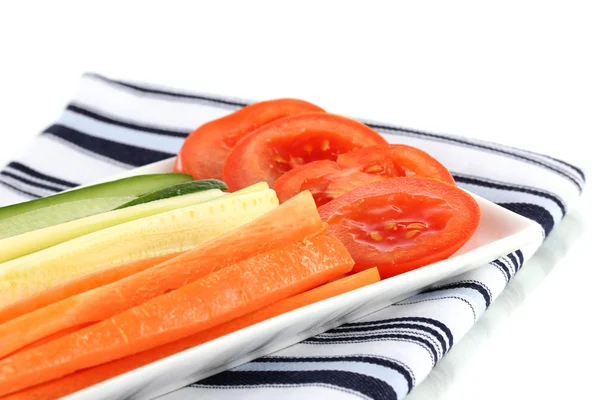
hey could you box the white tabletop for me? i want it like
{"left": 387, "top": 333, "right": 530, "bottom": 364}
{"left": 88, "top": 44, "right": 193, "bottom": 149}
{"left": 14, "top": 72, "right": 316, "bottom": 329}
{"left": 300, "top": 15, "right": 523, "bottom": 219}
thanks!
{"left": 0, "top": 2, "right": 597, "bottom": 399}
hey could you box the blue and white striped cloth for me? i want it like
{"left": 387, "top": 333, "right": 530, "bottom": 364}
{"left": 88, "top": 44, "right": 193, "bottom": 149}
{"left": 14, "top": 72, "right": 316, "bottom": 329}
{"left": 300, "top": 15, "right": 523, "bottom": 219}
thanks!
{"left": 0, "top": 73, "right": 584, "bottom": 400}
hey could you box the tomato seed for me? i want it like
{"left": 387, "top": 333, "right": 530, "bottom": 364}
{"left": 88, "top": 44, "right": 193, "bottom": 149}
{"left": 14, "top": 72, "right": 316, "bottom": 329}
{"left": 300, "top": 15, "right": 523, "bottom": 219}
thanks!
{"left": 406, "top": 223, "right": 426, "bottom": 230}
{"left": 384, "top": 222, "right": 397, "bottom": 231}
{"left": 405, "top": 230, "right": 419, "bottom": 239}
{"left": 369, "top": 232, "right": 384, "bottom": 241}
{"left": 321, "top": 140, "right": 330, "bottom": 151}
{"left": 365, "top": 165, "right": 384, "bottom": 173}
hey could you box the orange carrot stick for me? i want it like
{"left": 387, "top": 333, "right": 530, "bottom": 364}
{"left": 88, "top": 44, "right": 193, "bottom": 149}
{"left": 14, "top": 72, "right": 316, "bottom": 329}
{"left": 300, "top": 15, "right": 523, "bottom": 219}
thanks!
{"left": 2, "top": 268, "right": 379, "bottom": 400}
{"left": 0, "top": 252, "right": 180, "bottom": 325}
{"left": 0, "top": 235, "right": 354, "bottom": 396}
{"left": 0, "top": 191, "right": 325, "bottom": 358}
{"left": 186, "top": 267, "right": 380, "bottom": 343}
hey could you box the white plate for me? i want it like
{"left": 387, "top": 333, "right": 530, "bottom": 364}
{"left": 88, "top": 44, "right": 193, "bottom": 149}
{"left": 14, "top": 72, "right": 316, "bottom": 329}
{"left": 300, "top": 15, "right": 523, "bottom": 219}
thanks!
{"left": 64, "top": 157, "right": 543, "bottom": 400}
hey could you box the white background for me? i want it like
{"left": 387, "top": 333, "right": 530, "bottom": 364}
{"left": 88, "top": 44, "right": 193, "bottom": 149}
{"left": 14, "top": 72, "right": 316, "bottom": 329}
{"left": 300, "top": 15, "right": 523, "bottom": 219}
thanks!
{"left": 0, "top": 1, "right": 598, "bottom": 399}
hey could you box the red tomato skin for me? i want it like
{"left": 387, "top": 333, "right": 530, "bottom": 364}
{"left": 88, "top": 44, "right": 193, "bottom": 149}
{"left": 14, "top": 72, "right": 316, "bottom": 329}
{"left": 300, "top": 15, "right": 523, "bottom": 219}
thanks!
{"left": 174, "top": 99, "right": 324, "bottom": 180}
{"left": 223, "top": 113, "right": 388, "bottom": 191}
{"left": 273, "top": 144, "right": 455, "bottom": 206}
{"left": 318, "top": 177, "right": 480, "bottom": 279}
{"left": 337, "top": 144, "right": 455, "bottom": 185}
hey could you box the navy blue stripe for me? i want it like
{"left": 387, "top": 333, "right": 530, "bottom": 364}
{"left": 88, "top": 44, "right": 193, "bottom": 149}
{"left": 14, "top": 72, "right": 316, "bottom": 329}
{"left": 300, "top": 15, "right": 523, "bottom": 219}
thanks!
{"left": 421, "top": 281, "right": 491, "bottom": 308}
{"left": 453, "top": 173, "right": 566, "bottom": 216}
{"left": 0, "top": 180, "right": 40, "bottom": 199}
{"left": 515, "top": 250, "right": 525, "bottom": 270}
{"left": 498, "top": 202, "right": 554, "bottom": 236}
{"left": 43, "top": 124, "right": 174, "bottom": 167}
{"left": 87, "top": 73, "right": 585, "bottom": 188}
{"left": 340, "top": 317, "right": 454, "bottom": 349}
{"left": 370, "top": 122, "right": 583, "bottom": 192}
{"left": 67, "top": 104, "right": 189, "bottom": 138}
{"left": 305, "top": 333, "right": 439, "bottom": 364}
{"left": 507, "top": 252, "right": 520, "bottom": 274}
{"left": 87, "top": 73, "right": 249, "bottom": 108}
{"left": 329, "top": 322, "right": 448, "bottom": 355}
{"left": 546, "top": 155, "right": 585, "bottom": 182}
{"left": 491, "top": 261, "right": 509, "bottom": 282}
{"left": 261, "top": 355, "right": 414, "bottom": 391}
{"left": 0, "top": 171, "right": 64, "bottom": 193}
{"left": 198, "top": 370, "right": 398, "bottom": 400}
{"left": 7, "top": 162, "right": 78, "bottom": 188}
{"left": 492, "top": 259, "right": 512, "bottom": 280}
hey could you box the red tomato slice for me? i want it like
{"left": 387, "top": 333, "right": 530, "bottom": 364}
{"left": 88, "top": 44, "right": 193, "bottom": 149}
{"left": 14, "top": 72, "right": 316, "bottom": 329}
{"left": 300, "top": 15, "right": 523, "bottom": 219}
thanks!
{"left": 273, "top": 144, "right": 455, "bottom": 207}
{"left": 223, "top": 113, "right": 388, "bottom": 191}
{"left": 318, "top": 178, "right": 480, "bottom": 279}
{"left": 174, "top": 99, "right": 324, "bottom": 180}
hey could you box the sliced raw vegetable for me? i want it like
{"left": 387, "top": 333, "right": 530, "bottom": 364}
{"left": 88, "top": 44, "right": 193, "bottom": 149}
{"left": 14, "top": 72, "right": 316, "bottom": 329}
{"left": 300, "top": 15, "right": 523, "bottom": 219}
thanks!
{"left": 174, "top": 98, "right": 325, "bottom": 181}
{"left": 337, "top": 144, "right": 455, "bottom": 184}
{"left": 319, "top": 177, "right": 481, "bottom": 278}
{"left": 0, "top": 253, "right": 182, "bottom": 326}
{"left": 0, "top": 197, "right": 135, "bottom": 240}
{"left": 0, "top": 189, "right": 279, "bottom": 307}
{"left": 0, "top": 188, "right": 227, "bottom": 264}
{"left": 0, "top": 173, "right": 192, "bottom": 220}
{"left": 0, "top": 191, "right": 325, "bottom": 355}
{"left": 0, "top": 235, "right": 354, "bottom": 396}
{"left": 5, "top": 268, "right": 379, "bottom": 400}
{"left": 114, "top": 179, "right": 227, "bottom": 209}
{"left": 182, "top": 267, "right": 380, "bottom": 345}
{"left": 274, "top": 144, "right": 456, "bottom": 207}
{"left": 227, "top": 181, "right": 269, "bottom": 195}
{"left": 222, "top": 113, "right": 388, "bottom": 191}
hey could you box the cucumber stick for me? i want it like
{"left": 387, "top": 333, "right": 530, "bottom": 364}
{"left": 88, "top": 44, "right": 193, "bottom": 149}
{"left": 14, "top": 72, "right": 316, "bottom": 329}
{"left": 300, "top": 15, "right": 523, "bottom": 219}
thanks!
{"left": 0, "top": 179, "right": 226, "bottom": 240}
{"left": 0, "top": 197, "right": 136, "bottom": 240}
{"left": 0, "top": 187, "right": 278, "bottom": 307}
{"left": 0, "top": 182, "right": 265, "bottom": 264}
{"left": 0, "top": 189, "right": 226, "bottom": 264}
{"left": 0, "top": 173, "right": 192, "bottom": 221}
{"left": 115, "top": 179, "right": 227, "bottom": 210}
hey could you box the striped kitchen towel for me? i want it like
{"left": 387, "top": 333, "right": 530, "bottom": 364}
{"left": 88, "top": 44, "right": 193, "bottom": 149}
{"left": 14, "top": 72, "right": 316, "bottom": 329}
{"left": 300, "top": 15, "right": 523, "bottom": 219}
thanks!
{"left": 0, "top": 73, "right": 584, "bottom": 400}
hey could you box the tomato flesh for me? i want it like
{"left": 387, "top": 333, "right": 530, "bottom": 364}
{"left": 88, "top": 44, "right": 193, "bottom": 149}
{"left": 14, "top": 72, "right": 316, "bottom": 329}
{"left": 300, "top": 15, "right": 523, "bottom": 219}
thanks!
{"left": 296, "top": 163, "right": 391, "bottom": 207}
{"left": 319, "top": 178, "right": 480, "bottom": 279}
{"left": 336, "top": 145, "right": 454, "bottom": 184}
{"left": 223, "top": 113, "right": 388, "bottom": 191}
{"left": 268, "top": 135, "right": 353, "bottom": 176}
{"left": 330, "top": 193, "right": 454, "bottom": 255}
{"left": 273, "top": 144, "right": 454, "bottom": 207}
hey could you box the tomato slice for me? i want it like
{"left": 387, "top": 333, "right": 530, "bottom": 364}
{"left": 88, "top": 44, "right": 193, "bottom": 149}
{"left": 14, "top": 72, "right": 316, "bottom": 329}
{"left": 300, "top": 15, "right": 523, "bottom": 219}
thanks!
{"left": 318, "top": 178, "right": 480, "bottom": 279}
{"left": 174, "top": 99, "right": 325, "bottom": 180}
{"left": 222, "top": 113, "right": 388, "bottom": 191}
{"left": 273, "top": 144, "right": 455, "bottom": 207}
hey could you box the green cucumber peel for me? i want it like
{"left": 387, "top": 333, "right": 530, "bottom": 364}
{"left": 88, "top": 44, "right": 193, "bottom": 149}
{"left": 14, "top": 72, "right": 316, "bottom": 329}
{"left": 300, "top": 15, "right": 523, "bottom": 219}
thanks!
{"left": 0, "top": 173, "right": 193, "bottom": 221}
{"left": 114, "top": 179, "right": 228, "bottom": 210}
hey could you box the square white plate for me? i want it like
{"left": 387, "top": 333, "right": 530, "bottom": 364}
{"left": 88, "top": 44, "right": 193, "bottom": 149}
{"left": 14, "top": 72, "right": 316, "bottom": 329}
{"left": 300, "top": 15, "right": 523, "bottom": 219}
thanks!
{"left": 64, "top": 157, "right": 543, "bottom": 400}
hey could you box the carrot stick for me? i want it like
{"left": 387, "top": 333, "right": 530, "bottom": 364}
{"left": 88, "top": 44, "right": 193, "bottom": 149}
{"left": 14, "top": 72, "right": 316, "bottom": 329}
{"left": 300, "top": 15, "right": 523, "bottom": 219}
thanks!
{"left": 15, "top": 324, "right": 94, "bottom": 353}
{"left": 2, "top": 268, "right": 379, "bottom": 400}
{"left": 197, "top": 267, "right": 379, "bottom": 340}
{"left": 0, "top": 253, "right": 180, "bottom": 325}
{"left": 0, "top": 191, "right": 325, "bottom": 358}
{"left": 0, "top": 235, "right": 354, "bottom": 396}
